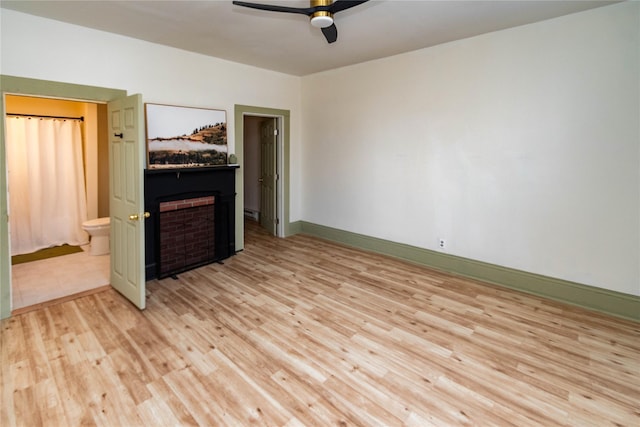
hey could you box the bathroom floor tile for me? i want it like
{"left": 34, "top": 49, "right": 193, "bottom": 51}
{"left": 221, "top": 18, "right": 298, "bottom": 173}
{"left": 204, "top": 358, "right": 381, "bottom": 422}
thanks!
{"left": 12, "top": 250, "right": 110, "bottom": 310}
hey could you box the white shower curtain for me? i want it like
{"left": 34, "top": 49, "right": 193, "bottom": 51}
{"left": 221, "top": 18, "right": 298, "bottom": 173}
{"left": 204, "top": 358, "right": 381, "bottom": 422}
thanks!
{"left": 5, "top": 116, "right": 89, "bottom": 256}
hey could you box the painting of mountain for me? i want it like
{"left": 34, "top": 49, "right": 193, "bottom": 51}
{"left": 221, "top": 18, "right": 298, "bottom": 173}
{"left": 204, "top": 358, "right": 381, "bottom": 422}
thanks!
{"left": 145, "top": 103, "right": 228, "bottom": 168}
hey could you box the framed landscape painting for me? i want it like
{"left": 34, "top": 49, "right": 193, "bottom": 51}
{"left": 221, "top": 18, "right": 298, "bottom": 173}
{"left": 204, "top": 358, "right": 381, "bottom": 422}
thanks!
{"left": 145, "top": 103, "right": 227, "bottom": 168}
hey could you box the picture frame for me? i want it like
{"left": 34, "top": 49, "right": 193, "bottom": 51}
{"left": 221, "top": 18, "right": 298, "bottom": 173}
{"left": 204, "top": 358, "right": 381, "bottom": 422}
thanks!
{"left": 145, "top": 103, "right": 227, "bottom": 168}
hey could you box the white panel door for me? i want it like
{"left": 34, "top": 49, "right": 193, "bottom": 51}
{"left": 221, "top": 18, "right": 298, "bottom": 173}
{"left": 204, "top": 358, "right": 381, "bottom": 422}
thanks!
{"left": 260, "top": 119, "right": 277, "bottom": 235}
{"left": 108, "top": 94, "right": 146, "bottom": 309}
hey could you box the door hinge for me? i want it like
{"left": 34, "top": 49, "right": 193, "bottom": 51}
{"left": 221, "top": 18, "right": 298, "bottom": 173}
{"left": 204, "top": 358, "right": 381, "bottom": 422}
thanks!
{"left": 275, "top": 218, "right": 280, "bottom": 225}
{"left": 274, "top": 128, "right": 279, "bottom": 136}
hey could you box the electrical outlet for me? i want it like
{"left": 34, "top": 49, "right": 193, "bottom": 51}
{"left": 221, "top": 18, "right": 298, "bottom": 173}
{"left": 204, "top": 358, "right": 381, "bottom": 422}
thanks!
{"left": 439, "top": 238, "right": 446, "bottom": 249}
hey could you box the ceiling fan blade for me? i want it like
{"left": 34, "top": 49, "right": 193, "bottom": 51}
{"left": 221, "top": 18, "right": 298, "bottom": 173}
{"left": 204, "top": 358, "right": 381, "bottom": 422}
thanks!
{"left": 328, "top": 0, "right": 369, "bottom": 14}
{"left": 232, "top": 1, "right": 313, "bottom": 16}
{"left": 321, "top": 23, "right": 338, "bottom": 44}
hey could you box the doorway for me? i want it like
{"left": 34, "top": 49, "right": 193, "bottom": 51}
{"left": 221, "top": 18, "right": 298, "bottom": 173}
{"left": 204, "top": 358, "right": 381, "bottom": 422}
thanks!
{"left": 0, "top": 75, "right": 128, "bottom": 319}
{"left": 243, "top": 116, "right": 281, "bottom": 235}
{"left": 234, "top": 104, "right": 292, "bottom": 252}
{"left": 4, "top": 95, "right": 110, "bottom": 311}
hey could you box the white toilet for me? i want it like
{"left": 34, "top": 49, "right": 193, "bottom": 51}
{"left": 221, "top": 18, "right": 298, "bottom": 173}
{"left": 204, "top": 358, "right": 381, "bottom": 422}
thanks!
{"left": 82, "top": 217, "right": 110, "bottom": 256}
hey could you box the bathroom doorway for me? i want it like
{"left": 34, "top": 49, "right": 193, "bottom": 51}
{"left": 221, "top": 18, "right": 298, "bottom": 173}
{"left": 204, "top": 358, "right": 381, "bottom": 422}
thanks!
{"left": 5, "top": 95, "right": 110, "bottom": 311}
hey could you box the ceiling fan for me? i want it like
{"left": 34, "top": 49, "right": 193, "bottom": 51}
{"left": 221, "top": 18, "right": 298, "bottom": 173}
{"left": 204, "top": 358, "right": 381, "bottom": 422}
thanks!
{"left": 232, "top": 0, "right": 370, "bottom": 44}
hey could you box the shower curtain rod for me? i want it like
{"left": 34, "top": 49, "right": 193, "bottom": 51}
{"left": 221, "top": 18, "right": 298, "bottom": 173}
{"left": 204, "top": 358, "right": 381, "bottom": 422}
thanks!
{"left": 6, "top": 112, "right": 84, "bottom": 121}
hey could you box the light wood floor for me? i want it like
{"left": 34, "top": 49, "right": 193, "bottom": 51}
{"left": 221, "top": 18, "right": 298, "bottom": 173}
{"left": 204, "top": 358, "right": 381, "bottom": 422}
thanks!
{"left": 2, "top": 221, "right": 639, "bottom": 426}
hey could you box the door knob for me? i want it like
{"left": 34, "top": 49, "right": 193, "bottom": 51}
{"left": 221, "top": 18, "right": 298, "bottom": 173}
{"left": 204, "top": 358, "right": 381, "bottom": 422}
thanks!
{"left": 129, "top": 212, "right": 150, "bottom": 221}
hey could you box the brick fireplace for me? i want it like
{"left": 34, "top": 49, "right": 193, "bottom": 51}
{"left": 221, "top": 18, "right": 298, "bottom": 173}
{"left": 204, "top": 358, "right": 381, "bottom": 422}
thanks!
{"left": 144, "top": 166, "right": 238, "bottom": 280}
{"left": 158, "top": 196, "right": 216, "bottom": 278}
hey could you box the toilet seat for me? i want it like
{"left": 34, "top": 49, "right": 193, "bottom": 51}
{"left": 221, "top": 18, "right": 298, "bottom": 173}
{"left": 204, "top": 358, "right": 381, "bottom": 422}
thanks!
{"left": 83, "top": 217, "right": 110, "bottom": 228}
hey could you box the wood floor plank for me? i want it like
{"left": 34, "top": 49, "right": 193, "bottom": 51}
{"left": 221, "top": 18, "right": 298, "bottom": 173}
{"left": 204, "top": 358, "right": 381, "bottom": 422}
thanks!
{"left": 136, "top": 393, "right": 184, "bottom": 427}
{"left": 162, "top": 366, "right": 239, "bottom": 426}
{"left": 145, "top": 377, "right": 200, "bottom": 426}
{"left": 1, "top": 220, "right": 639, "bottom": 426}
{"left": 32, "top": 377, "right": 69, "bottom": 426}
{"left": 270, "top": 368, "right": 355, "bottom": 426}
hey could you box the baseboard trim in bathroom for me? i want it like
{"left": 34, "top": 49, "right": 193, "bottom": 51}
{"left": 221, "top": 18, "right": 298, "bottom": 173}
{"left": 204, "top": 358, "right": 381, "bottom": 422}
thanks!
{"left": 244, "top": 209, "right": 259, "bottom": 221}
{"left": 11, "top": 284, "right": 112, "bottom": 316}
{"left": 11, "top": 244, "right": 84, "bottom": 265}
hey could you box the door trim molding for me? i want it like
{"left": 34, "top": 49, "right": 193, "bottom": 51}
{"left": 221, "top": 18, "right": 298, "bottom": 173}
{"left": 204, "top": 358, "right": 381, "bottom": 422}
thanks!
{"left": 234, "top": 105, "right": 291, "bottom": 250}
{"left": 0, "top": 74, "right": 127, "bottom": 319}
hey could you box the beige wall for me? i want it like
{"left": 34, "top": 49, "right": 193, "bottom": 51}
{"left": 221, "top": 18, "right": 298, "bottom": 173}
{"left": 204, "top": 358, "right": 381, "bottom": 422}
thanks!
{"left": 96, "top": 104, "right": 109, "bottom": 218}
{"left": 6, "top": 95, "right": 85, "bottom": 117}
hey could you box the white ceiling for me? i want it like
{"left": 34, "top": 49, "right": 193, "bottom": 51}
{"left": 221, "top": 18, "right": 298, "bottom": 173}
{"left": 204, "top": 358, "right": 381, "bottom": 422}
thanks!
{"left": 1, "top": 0, "right": 618, "bottom": 76}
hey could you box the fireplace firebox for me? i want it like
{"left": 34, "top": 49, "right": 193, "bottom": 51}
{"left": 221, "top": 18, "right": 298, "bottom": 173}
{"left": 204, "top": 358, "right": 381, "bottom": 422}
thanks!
{"left": 144, "top": 166, "right": 238, "bottom": 280}
{"left": 158, "top": 196, "right": 215, "bottom": 278}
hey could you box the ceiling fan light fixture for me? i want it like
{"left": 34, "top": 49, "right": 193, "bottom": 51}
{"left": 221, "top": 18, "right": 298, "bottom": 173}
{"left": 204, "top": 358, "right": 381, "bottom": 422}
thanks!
{"left": 233, "top": 0, "right": 370, "bottom": 43}
{"left": 310, "top": 13, "right": 333, "bottom": 28}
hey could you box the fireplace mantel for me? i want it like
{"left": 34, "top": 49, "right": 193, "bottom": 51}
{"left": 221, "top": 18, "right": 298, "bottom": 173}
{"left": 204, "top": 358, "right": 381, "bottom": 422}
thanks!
{"left": 144, "top": 164, "right": 239, "bottom": 176}
{"left": 144, "top": 165, "right": 239, "bottom": 279}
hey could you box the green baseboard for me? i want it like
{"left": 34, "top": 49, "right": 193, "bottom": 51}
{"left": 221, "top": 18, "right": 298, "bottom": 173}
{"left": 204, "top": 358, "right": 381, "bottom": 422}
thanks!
{"left": 286, "top": 220, "right": 302, "bottom": 236}
{"left": 295, "top": 221, "right": 639, "bottom": 322}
